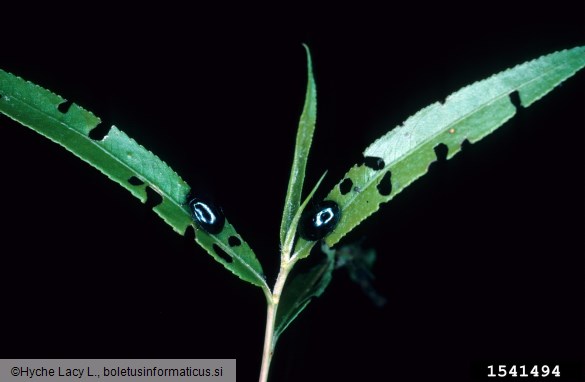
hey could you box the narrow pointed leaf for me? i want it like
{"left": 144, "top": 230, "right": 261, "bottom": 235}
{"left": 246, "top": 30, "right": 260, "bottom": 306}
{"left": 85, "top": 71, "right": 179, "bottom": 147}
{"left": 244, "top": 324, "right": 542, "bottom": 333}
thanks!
{"left": 0, "top": 70, "right": 191, "bottom": 233}
{"left": 280, "top": 44, "right": 317, "bottom": 246}
{"left": 0, "top": 69, "right": 268, "bottom": 291}
{"left": 274, "top": 242, "right": 335, "bottom": 340}
{"left": 284, "top": 171, "right": 327, "bottom": 257}
{"left": 324, "top": 46, "right": 585, "bottom": 246}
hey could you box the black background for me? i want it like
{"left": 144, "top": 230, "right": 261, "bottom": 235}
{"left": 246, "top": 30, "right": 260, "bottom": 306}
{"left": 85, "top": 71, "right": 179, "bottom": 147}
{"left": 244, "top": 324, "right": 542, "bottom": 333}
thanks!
{"left": 1, "top": 3, "right": 583, "bottom": 381}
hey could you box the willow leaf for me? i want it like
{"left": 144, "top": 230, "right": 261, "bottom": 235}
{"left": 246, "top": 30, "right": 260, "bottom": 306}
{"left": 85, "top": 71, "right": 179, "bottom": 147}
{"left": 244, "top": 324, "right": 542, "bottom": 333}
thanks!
{"left": 0, "top": 69, "right": 268, "bottom": 291}
{"left": 325, "top": 46, "right": 585, "bottom": 246}
{"left": 274, "top": 242, "right": 335, "bottom": 340}
{"left": 195, "top": 224, "right": 268, "bottom": 290}
{"left": 280, "top": 44, "right": 317, "bottom": 247}
{"left": 284, "top": 171, "right": 327, "bottom": 257}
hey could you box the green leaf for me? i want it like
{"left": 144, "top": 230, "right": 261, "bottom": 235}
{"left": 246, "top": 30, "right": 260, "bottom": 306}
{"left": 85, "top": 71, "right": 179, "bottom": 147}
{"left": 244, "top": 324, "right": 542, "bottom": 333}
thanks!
{"left": 195, "top": 224, "right": 269, "bottom": 290}
{"left": 0, "top": 68, "right": 268, "bottom": 291}
{"left": 274, "top": 242, "right": 335, "bottom": 340}
{"left": 284, "top": 171, "right": 327, "bottom": 257}
{"left": 324, "top": 46, "right": 585, "bottom": 246}
{"left": 280, "top": 44, "right": 317, "bottom": 247}
{"left": 0, "top": 69, "right": 191, "bottom": 233}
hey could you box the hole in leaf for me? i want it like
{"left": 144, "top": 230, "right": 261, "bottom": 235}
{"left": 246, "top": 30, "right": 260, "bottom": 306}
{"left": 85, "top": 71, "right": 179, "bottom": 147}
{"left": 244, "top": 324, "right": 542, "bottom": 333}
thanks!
{"left": 434, "top": 143, "right": 448, "bottom": 162}
{"left": 509, "top": 90, "right": 522, "bottom": 109}
{"left": 184, "top": 225, "right": 196, "bottom": 242}
{"left": 377, "top": 171, "right": 392, "bottom": 196}
{"left": 228, "top": 236, "right": 242, "bottom": 247}
{"left": 212, "top": 244, "right": 233, "bottom": 263}
{"left": 461, "top": 139, "right": 471, "bottom": 151}
{"left": 57, "top": 99, "right": 73, "bottom": 114}
{"left": 339, "top": 178, "right": 353, "bottom": 195}
{"left": 364, "top": 156, "right": 385, "bottom": 170}
{"left": 128, "top": 176, "right": 144, "bottom": 186}
{"left": 145, "top": 186, "right": 163, "bottom": 210}
{"left": 89, "top": 122, "right": 111, "bottom": 140}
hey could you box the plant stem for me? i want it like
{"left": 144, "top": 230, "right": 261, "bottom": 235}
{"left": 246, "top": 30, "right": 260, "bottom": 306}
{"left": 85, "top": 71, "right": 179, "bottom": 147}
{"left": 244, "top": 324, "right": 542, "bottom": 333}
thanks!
{"left": 258, "top": 300, "right": 276, "bottom": 382}
{"left": 258, "top": 260, "right": 294, "bottom": 382}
